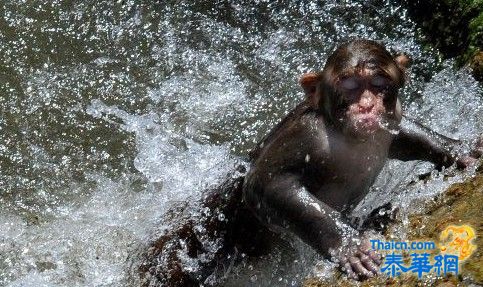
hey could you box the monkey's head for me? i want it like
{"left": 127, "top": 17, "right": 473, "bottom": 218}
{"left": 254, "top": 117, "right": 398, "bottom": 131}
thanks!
{"left": 300, "top": 39, "right": 409, "bottom": 139}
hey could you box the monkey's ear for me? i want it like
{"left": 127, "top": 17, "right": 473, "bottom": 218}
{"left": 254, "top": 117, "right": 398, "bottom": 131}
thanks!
{"left": 395, "top": 54, "right": 410, "bottom": 70}
{"left": 299, "top": 72, "right": 322, "bottom": 109}
{"left": 299, "top": 72, "right": 320, "bottom": 97}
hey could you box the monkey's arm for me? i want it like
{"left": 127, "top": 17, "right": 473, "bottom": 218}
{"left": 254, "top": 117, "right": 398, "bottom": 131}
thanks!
{"left": 244, "top": 174, "right": 380, "bottom": 278}
{"left": 245, "top": 174, "right": 350, "bottom": 256}
{"left": 389, "top": 116, "right": 465, "bottom": 169}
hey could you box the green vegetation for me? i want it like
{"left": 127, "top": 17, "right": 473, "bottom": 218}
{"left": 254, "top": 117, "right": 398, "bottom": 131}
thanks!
{"left": 401, "top": 0, "right": 483, "bottom": 80}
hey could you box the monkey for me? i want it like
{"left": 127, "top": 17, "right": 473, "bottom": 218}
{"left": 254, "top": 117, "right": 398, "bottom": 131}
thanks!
{"left": 138, "top": 39, "right": 482, "bottom": 285}
{"left": 242, "top": 39, "right": 482, "bottom": 280}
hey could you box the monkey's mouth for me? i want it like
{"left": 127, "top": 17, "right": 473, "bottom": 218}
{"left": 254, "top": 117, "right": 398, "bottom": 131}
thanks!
{"left": 353, "top": 114, "right": 381, "bottom": 132}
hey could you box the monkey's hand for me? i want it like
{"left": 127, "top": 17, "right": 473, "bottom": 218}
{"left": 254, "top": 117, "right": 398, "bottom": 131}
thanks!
{"left": 333, "top": 233, "right": 382, "bottom": 280}
{"left": 456, "top": 136, "right": 483, "bottom": 169}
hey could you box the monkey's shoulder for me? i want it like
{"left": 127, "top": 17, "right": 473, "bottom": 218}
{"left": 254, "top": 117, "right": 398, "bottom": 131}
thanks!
{"left": 250, "top": 118, "right": 330, "bottom": 176}
{"left": 249, "top": 101, "right": 326, "bottom": 161}
{"left": 248, "top": 101, "right": 305, "bottom": 159}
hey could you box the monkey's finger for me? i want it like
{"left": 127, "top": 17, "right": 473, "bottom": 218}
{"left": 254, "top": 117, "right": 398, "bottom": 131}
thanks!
{"left": 470, "top": 136, "right": 483, "bottom": 158}
{"left": 366, "top": 249, "right": 382, "bottom": 265}
{"left": 349, "top": 257, "right": 374, "bottom": 278}
{"left": 457, "top": 156, "right": 477, "bottom": 169}
{"left": 343, "top": 262, "right": 359, "bottom": 280}
{"left": 359, "top": 254, "right": 380, "bottom": 274}
{"left": 471, "top": 147, "right": 483, "bottom": 158}
{"left": 357, "top": 250, "right": 381, "bottom": 273}
{"left": 358, "top": 246, "right": 382, "bottom": 265}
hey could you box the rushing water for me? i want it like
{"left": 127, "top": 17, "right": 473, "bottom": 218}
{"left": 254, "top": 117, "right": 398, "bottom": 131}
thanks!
{"left": 0, "top": 1, "right": 482, "bottom": 286}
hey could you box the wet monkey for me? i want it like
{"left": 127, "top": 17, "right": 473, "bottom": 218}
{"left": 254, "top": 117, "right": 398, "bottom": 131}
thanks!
{"left": 243, "top": 39, "right": 481, "bottom": 279}
{"left": 139, "top": 40, "right": 482, "bottom": 285}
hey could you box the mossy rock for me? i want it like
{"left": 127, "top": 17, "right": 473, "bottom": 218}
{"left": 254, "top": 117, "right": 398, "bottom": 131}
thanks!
{"left": 406, "top": 170, "right": 483, "bottom": 284}
{"left": 304, "top": 275, "right": 460, "bottom": 287}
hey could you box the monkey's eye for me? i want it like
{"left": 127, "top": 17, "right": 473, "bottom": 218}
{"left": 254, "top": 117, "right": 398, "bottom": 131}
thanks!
{"left": 339, "top": 77, "right": 360, "bottom": 90}
{"left": 371, "top": 75, "right": 390, "bottom": 88}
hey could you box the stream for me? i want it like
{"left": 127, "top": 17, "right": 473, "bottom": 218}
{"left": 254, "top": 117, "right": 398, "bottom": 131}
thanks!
{"left": 0, "top": 1, "right": 482, "bottom": 286}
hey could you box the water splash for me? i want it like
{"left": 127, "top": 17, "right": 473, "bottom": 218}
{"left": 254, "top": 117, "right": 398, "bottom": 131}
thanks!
{"left": 0, "top": 0, "right": 481, "bottom": 286}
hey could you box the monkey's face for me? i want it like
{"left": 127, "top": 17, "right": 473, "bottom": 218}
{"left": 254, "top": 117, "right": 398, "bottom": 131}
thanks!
{"left": 333, "top": 69, "right": 401, "bottom": 138}
{"left": 301, "top": 40, "right": 407, "bottom": 138}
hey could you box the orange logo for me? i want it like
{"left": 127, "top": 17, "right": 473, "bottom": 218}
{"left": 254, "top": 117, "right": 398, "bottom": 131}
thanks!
{"left": 439, "top": 225, "right": 476, "bottom": 261}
